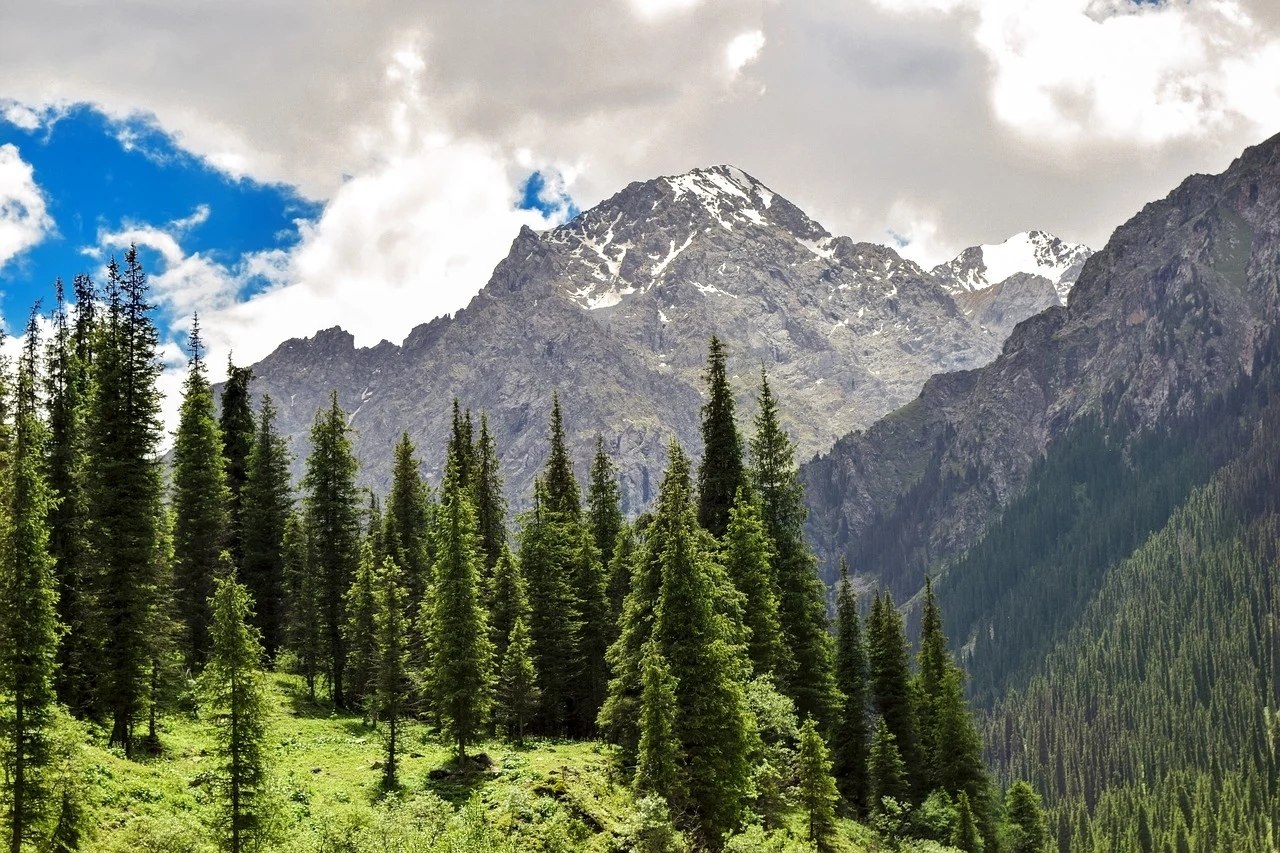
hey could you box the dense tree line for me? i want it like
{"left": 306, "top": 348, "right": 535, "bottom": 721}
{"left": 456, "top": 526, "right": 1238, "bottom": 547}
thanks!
{"left": 0, "top": 265, "right": 1026, "bottom": 850}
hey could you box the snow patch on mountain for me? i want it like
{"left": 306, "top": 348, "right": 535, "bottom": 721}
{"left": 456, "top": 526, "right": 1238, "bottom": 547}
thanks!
{"left": 933, "top": 230, "right": 1093, "bottom": 302}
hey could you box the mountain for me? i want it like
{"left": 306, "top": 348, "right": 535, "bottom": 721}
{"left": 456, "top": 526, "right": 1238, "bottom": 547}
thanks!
{"left": 932, "top": 230, "right": 1093, "bottom": 301}
{"left": 803, "top": 133, "right": 1280, "bottom": 596}
{"left": 241, "top": 165, "right": 1005, "bottom": 507}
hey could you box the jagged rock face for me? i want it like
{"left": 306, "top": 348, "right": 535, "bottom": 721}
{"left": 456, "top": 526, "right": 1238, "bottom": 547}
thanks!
{"left": 242, "top": 165, "right": 1006, "bottom": 509}
{"left": 951, "top": 273, "right": 1062, "bottom": 342}
{"left": 802, "top": 133, "right": 1280, "bottom": 595}
{"left": 932, "top": 230, "right": 1094, "bottom": 302}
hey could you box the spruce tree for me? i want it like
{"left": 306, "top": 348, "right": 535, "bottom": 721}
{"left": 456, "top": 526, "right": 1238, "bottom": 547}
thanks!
{"left": 952, "top": 791, "right": 983, "bottom": 852}
{"left": 219, "top": 360, "right": 255, "bottom": 564}
{"left": 868, "top": 716, "right": 908, "bottom": 813}
{"left": 489, "top": 546, "right": 527, "bottom": 667}
{"left": 471, "top": 413, "right": 507, "bottom": 574}
{"left": 301, "top": 391, "right": 361, "bottom": 707}
{"left": 240, "top": 394, "right": 293, "bottom": 660}
{"left": 915, "top": 577, "right": 948, "bottom": 789}
{"left": 587, "top": 433, "right": 623, "bottom": 571}
{"left": 282, "top": 514, "right": 322, "bottom": 701}
{"left": 697, "top": 336, "right": 744, "bottom": 538}
{"left": 425, "top": 459, "right": 493, "bottom": 760}
{"left": 373, "top": 556, "right": 410, "bottom": 789}
{"left": 1, "top": 313, "right": 60, "bottom": 853}
{"left": 519, "top": 480, "right": 582, "bottom": 735}
{"left": 447, "top": 399, "right": 475, "bottom": 487}
{"left": 145, "top": 507, "right": 182, "bottom": 751}
{"left": 202, "top": 569, "right": 270, "bottom": 853}
{"left": 87, "top": 248, "right": 165, "bottom": 754}
{"left": 542, "top": 392, "right": 581, "bottom": 516}
{"left": 720, "top": 486, "right": 787, "bottom": 678}
{"left": 605, "top": 522, "right": 637, "bottom": 629}
{"left": 867, "top": 591, "right": 921, "bottom": 796}
{"left": 833, "top": 558, "right": 870, "bottom": 813}
{"left": 44, "top": 279, "right": 96, "bottom": 715}
{"left": 497, "top": 615, "right": 539, "bottom": 745}
{"left": 1005, "top": 781, "right": 1048, "bottom": 853}
{"left": 570, "top": 523, "right": 610, "bottom": 736}
{"left": 796, "top": 718, "right": 839, "bottom": 851}
{"left": 633, "top": 640, "right": 684, "bottom": 808}
{"left": 343, "top": 542, "right": 380, "bottom": 720}
{"left": 748, "top": 369, "right": 837, "bottom": 725}
{"left": 171, "top": 318, "right": 231, "bottom": 670}
{"left": 383, "top": 432, "right": 430, "bottom": 614}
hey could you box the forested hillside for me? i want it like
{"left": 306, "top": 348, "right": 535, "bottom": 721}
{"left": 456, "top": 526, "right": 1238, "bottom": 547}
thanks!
{"left": 0, "top": 257, "right": 1045, "bottom": 851}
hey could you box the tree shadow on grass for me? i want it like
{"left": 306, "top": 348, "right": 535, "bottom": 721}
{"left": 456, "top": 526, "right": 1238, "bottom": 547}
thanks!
{"left": 421, "top": 754, "right": 498, "bottom": 806}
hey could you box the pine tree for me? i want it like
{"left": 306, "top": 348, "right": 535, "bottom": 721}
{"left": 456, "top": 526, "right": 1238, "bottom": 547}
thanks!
{"left": 171, "top": 318, "right": 231, "bottom": 670}
{"left": 426, "top": 459, "right": 493, "bottom": 760}
{"left": 796, "top": 718, "right": 839, "bottom": 851}
{"left": 447, "top": 400, "right": 475, "bottom": 487}
{"left": 934, "top": 668, "right": 991, "bottom": 830}
{"left": 383, "top": 432, "right": 430, "bottom": 614}
{"left": 44, "top": 278, "right": 96, "bottom": 716}
{"left": 88, "top": 248, "right": 165, "bottom": 755}
{"left": 282, "top": 514, "right": 323, "bottom": 700}
{"left": 240, "top": 394, "right": 293, "bottom": 660}
{"left": 343, "top": 542, "right": 380, "bottom": 720}
{"left": 952, "top": 791, "right": 984, "bottom": 853}
{"left": 201, "top": 568, "right": 270, "bottom": 853}
{"left": 542, "top": 392, "right": 581, "bottom": 516}
{"left": 301, "top": 391, "right": 361, "bottom": 707}
{"left": 144, "top": 507, "right": 182, "bottom": 751}
{"left": 1, "top": 313, "right": 60, "bottom": 853}
{"left": 489, "top": 546, "right": 527, "bottom": 667}
{"left": 916, "top": 577, "right": 947, "bottom": 789}
{"left": 571, "top": 525, "right": 610, "bottom": 736}
{"left": 867, "top": 591, "right": 921, "bottom": 797}
{"left": 373, "top": 556, "right": 410, "bottom": 789}
{"left": 833, "top": 558, "right": 870, "bottom": 813}
{"left": 633, "top": 640, "right": 684, "bottom": 807}
{"left": 605, "top": 522, "right": 637, "bottom": 629}
{"left": 472, "top": 413, "right": 507, "bottom": 574}
{"left": 519, "top": 479, "right": 582, "bottom": 735}
{"left": 748, "top": 369, "right": 837, "bottom": 725}
{"left": 497, "top": 615, "right": 539, "bottom": 745}
{"left": 720, "top": 486, "right": 787, "bottom": 678}
{"left": 587, "top": 433, "right": 623, "bottom": 572}
{"left": 219, "top": 360, "right": 255, "bottom": 564}
{"left": 868, "top": 717, "right": 908, "bottom": 813}
{"left": 1005, "top": 781, "right": 1048, "bottom": 853}
{"left": 697, "top": 336, "right": 744, "bottom": 538}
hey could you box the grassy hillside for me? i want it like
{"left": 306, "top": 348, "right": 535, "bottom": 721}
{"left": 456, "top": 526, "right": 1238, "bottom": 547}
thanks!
{"left": 64, "top": 672, "right": 953, "bottom": 852}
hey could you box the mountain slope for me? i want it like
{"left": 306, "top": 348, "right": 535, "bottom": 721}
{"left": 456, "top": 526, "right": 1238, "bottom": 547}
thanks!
{"left": 242, "top": 166, "right": 1004, "bottom": 506}
{"left": 932, "top": 230, "right": 1092, "bottom": 302}
{"left": 802, "top": 132, "right": 1280, "bottom": 594}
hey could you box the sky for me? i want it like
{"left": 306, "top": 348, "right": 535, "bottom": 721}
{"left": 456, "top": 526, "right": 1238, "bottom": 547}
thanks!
{"left": 2, "top": 0, "right": 1280, "bottom": 424}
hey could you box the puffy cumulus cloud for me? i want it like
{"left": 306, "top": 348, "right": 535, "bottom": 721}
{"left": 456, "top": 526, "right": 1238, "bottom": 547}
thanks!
{"left": 725, "top": 30, "right": 767, "bottom": 78}
{"left": 0, "top": 143, "right": 53, "bottom": 271}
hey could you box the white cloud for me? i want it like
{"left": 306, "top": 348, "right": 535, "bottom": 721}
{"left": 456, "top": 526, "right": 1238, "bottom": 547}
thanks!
{"left": 629, "top": 0, "right": 704, "bottom": 21}
{"left": 725, "top": 30, "right": 767, "bottom": 77}
{"left": 0, "top": 143, "right": 53, "bottom": 271}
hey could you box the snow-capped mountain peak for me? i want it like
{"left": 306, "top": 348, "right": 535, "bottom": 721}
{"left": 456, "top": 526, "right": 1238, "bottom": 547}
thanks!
{"left": 933, "top": 230, "right": 1093, "bottom": 302}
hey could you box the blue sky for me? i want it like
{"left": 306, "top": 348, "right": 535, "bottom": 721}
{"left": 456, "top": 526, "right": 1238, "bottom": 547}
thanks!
{"left": 0, "top": 104, "right": 571, "bottom": 347}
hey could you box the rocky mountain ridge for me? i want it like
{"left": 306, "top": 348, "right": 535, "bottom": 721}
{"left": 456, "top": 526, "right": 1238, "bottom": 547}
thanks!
{"left": 239, "top": 165, "right": 1071, "bottom": 509}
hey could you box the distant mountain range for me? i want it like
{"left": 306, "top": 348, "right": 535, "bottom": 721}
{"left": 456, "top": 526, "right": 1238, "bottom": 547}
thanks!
{"left": 238, "top": 165, "right": 1083, "bottom": 509}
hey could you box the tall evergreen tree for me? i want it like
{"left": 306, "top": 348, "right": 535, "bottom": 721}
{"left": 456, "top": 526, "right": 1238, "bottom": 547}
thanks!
{"left": 605, "top": 522, "right": 637, "bottom": 629}
{"left": 748, "top": 369, "right": 837, "bottom": 725}
{"left": 301, "top": 392, "right": 361, "bottom": 708}
{"left": 447, "top": 399, "right": 475, "bottom": 487}
{"left": 44, "top": 279, "right": 96, "bottom": 715}
{"left": 1, "top": 313, "right": 60, "bottom": 853}
{"left": 488, "top": 546, "right": 527, "bottom": 667}
{"left": 425, "top": 458, "right": 493, "bottom": 760}
{"left": 570, "top": 525, "right": 610, "bottom": 736}
{"left": 171, "top": 318, "right": 231, "bottom": 670}
{"left": 915, "top": 577, "right": 948, "bottom": 789}
{"left": 282, "top": 514, "right": 322, "bottom": 700}
{"left": 201, "top": 569, "right": 270, "bottom": 853}
{"left": 868, "top": 716, "right": 908, "bottom": 813}
{"left": 219, "top": 360, "right": 255, "bottom": 564}
{"left": 240, "top": 394, "right": 293, "bottom": 660}
{"left": 373, "top": 556, "right": 410, "bottom": 789}
{"left": 383, "top": 432, "right": 430, "bottom": 614}
{"left": 796, "top": 718, "right": 839, "bottom": 851}
{"left": 343, "top": 542, "right": 380, "bottom": 720}
{"left": 1004, "top": 781, "right": 1048, "bottom": 853}
{"left": 720, "top": 486, "right": 787, "bottom": 678}
{"left": 587, "top": 433, "right": 623, "bottom": 571}
{"left": 542, "top": 392, "right": 581, "bottom": 516}
{"left": 833, "top": 558, "right": 870, "bottom": 813}
{"left": 471, "top": 413, "right": 507, "bottom": 573}
{"left": 867, "top": 591, "right": 921, "bottom": 797}
{"left": 697, "top": 336, "right": 744, "bottom": 538}
{"left": 952, "top": 792, "right": 983, "bottom": 853}
{"left": 87, "top": 248, "right": 165, "bottom": 754}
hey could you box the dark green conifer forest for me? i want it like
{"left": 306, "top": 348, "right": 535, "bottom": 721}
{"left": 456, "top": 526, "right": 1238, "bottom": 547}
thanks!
{"left": 4, "top": 256, "right": 1249, "bottom": 852}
